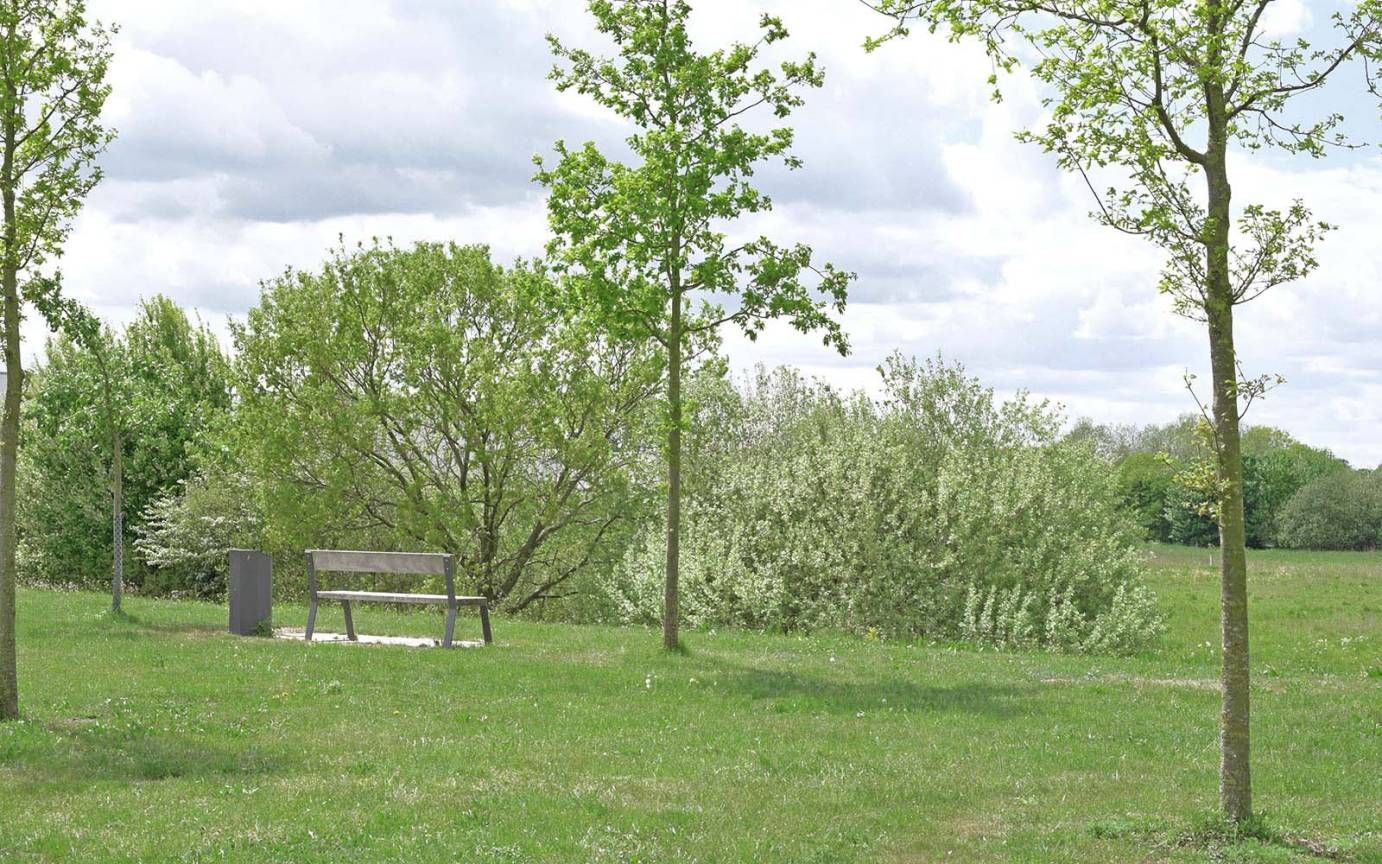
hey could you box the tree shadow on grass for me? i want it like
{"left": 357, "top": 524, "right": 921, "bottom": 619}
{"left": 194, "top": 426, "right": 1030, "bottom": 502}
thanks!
{"left": 31, "top": 609, "right": 226, "bottom": 642}
{"left": 104, "top": 609, "right": 225, "bottom": 637}
{"left": 702, "top": 658, "right": 1037, "bottom": 718}
{"left": 9, "top": 723, "right": 290, "bottom": 786}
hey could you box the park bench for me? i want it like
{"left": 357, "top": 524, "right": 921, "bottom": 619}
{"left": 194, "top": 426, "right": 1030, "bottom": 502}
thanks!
{"left": 304, "top": 550, "right": 492, "bottom": 647}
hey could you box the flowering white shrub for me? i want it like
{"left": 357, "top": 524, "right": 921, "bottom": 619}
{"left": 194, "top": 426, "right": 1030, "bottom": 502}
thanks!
{"left": 134, "top": 469, "right": 263, "bottom": 599}
{"left": 602, "top": 355, "right": 1164, "bottom": 655}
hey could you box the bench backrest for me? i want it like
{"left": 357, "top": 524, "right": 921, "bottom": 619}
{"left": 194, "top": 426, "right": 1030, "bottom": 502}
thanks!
{"left": 306, "top": 550, "right": 455, "bottom": 599}
{"left": 308, "top": 550, "right": 448, "bottom": 576}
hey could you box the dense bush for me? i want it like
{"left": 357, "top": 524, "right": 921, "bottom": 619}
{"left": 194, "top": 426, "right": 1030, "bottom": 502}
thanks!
{"left": 18, "top": 297, "right": 233, "bottom": 589}
{"left": 1275, "top": 470, "right": 1382, "bottom": 551}
{"left": 134, "top": 465, "right": 263, "bottom": 599}
{"left": 602, "top": 357, "right": 1163, "bottom": 655}
{"left": 1244, "top": 443, "right": 1351, "bottom": 547}
{"left": 1163, "top": 479, "right": 1220, "bottom": 547}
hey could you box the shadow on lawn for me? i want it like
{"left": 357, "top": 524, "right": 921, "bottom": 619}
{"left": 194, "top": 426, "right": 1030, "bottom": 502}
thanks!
{"left": 704, "top": 659, "right": 1035, "bottom": 718}
{"left": 15, "top": 723, "right": 288, "bottom": 785}
{"left": 104, "top": 609, "right": 225, "bottom": 637}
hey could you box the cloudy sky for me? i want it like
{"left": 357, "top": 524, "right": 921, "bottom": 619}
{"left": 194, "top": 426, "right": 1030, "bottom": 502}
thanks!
{"left": 57, "top": 0, "right": 1382, "bottom": 466}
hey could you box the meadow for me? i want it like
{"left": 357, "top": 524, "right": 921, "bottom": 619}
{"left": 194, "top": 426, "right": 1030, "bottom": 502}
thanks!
{"left": 1, "top": 545, "right": 1378, "bottom": 863}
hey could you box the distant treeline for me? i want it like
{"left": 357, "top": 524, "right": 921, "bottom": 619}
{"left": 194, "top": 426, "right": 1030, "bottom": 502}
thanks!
{"left": 1066, "top": 418, "right": 1381, "bottom": 551}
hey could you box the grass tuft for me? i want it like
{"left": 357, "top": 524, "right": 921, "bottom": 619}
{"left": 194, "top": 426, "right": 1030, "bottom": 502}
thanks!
{"left": 1185, "top": 810, "right": 1281, "bottom": 846}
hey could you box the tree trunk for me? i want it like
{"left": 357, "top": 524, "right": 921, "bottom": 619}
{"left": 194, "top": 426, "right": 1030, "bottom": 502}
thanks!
{"left": 1205, "top": 114, "right": 1252, "bottom": 823}
{"left": 111, "top": 428, "right": 123, "bottom": 613}
{"left": 662, "top": 281, "right": 682, "bottom": 651}
{"left": 96, "top": 354, "right": 123, "bottom": 613}
{"left": 0, "top": 276, "right": 16, "bottom": 722}
{"left": 0, "top": 143, "right": 18, "bottom": 721}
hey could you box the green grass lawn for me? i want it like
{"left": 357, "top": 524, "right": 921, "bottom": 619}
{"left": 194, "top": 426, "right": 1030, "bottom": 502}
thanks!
{"left": 2, "top": 546, "right": 1378, "bottom": 863}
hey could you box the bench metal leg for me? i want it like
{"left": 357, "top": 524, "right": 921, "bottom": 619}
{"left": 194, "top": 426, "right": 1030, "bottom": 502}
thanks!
{"left": 305, "top": 596, "right": 318, "bottom": 642}
{"left": 443, "top": 602, "right": 457, "bottom": 649}
{"left": 479, "top": 603, "right": 493, "bottom": 645}
{"left": 342, "top": 600, "right": 356, "bottom": 641}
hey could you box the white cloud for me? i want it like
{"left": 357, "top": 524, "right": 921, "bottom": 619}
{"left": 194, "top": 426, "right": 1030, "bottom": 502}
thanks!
{"left": 1260, "top": 0, "right": 1314, "bottom": 36}
{"left": 1075, "top": 290, "right": 1179, "bottom": 342}
{"left": 36, "top": 0, "right": 1381, "bottom": 469}
{"left": 105, "top": 49, "right": 325, "bottom": 173}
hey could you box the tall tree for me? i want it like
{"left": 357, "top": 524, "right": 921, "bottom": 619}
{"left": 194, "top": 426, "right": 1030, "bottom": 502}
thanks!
{"left": 95, "top": 340, "right": 123, "bottom": 611}
{"left": 865, "top": 0, "right": 1381, "bottom": 822}
{"left": 48, "top": 303, "right": 129, "bottom": 612}
{"left": 0, "top": 0, "right": 114, "bottom": 721}
{"left": 538, "top": 0, "right": 854, "bottom": 650}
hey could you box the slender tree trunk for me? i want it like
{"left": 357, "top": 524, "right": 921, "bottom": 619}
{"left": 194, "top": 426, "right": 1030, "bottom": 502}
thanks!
{"left": 1204, "top": 102, "right": 1252, "bottom": 823}
{"left": 111, "top": 428, "right": 122, "bottom": 613}
{"left": 0, "top": 125, "right": 19, "bottom": 721}
{"left": 97, "top": 356, "right": 123, "bottom": 613}
{"left": 663, "top": 278, "right": 682, "bottom": 651}
{"left": 0, "top": 275, "right": 16, "bottom": 721}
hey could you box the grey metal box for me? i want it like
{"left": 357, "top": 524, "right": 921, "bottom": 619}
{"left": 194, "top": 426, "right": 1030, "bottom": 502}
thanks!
{"left": 228, "top": 549, "right": 273, "bottom": 635}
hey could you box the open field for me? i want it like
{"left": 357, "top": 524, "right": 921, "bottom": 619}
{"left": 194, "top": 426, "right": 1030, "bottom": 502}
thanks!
{"left": 1, "top": 546, "right": 1378, "bottom": 863}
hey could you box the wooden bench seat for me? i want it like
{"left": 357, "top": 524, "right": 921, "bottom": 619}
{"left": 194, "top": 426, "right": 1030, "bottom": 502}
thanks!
{"left": 305, "top": 550, "right": 492, "bottom": 647}
{"left": 315, "top": 590, "right": 488, "bottom": 606}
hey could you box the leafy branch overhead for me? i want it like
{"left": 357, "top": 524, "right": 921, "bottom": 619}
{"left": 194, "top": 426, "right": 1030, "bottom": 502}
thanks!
{"left": 867, "top": 0, "right": 1379, "bottom": 321}
{"left": 0, "top": 2, "right": 116, "bottom": 318}
{"left": 536, "top": 1, "right": 854, "bottom": 352}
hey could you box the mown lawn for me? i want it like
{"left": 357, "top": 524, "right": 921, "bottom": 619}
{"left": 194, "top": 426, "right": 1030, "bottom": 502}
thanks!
{"left": 1, "top": 546, "right": 1378, "bottom": 863}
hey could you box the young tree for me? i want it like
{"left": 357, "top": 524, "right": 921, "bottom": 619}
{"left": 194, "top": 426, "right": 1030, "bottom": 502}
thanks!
{"left": 0, "top": 0, "right": 114, "bottom": 721}
{"left": 87, "top": 323, "right": 126, "bottom": 612}
{"left": 55, "top": 304, "right": 128, "bottom": 612}
{"left": 866, "top": 0, "right": 1381, "bottom": 822}
{"left": 538, "top": 0, "right": 854, "bottom": 650}
{"left": 21, "top": 298, "right": 231, "bottom": 600}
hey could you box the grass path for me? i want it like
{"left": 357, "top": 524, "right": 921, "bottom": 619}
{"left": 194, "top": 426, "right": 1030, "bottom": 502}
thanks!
{"left": 1, "top": 546, "right": 1378, "bottom": 862}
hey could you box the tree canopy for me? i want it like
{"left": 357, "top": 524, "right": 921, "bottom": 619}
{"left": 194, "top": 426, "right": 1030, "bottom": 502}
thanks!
{"left": 233, "top": 241, "right": 661, "bottom": 610}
